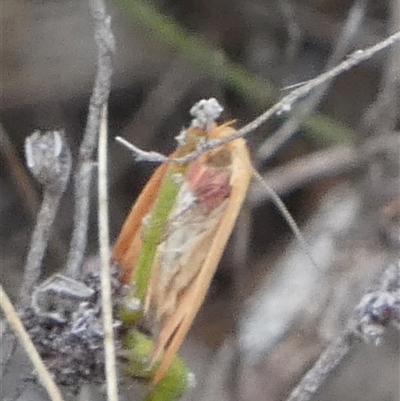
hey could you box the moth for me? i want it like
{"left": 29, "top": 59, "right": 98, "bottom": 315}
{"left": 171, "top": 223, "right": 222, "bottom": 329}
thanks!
{"left": 113, "top": 100, "right": 252, "bottom": 383}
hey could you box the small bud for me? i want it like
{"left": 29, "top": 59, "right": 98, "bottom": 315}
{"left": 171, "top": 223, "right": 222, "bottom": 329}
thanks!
{"left": 25, "top": 130, "right": 72, "bottom": 192}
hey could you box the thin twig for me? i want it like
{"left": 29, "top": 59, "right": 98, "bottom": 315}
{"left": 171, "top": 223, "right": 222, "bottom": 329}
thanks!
{"left": 115, "top": 136, "right": 168, "bottom": 163}
{"left": 285, "top": 262, "right": 400, "bottom": 401}
{"left": 116, "top": 0, "right": 356, "bottom": 144}
{"left": 20, "top": 131, "right": 71, "bottom": 305}
{"left": 0, "top": 285, "right": 66, "bottom": 401}
{"left": 98, "top": 104, "right": 119, "bottom": 401}
{"left": 65, "top": 0, "right": 115, "bottom": 279}
{"left": 19, "top": 193, "right": 63, "bottom": 304}
{"left": 186, "top": 30, "right": 400, "bottom": 163}
{"left": 285, "top": 329, "right": 358, "bottom": 401}
{"left": 116, "top": 31, "right": 400, "bottom": 165}
{"left": 257, "top": 0, "right": 368, "bottom": 160}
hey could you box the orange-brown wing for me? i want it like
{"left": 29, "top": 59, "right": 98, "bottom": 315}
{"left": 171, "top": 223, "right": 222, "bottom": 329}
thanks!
{"left": 113, "top": 156, "right": 172, "bottom": 283}
{"left": 152, "top": 137, "right": 252, "bottom": 383}
{"left": 145, "top": 198, "right": 228, "bottom": 323}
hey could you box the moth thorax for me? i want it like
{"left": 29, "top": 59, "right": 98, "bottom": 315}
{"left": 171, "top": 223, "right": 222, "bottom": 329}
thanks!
{"left": 206, "top": 148, "right": 232, "bottom": 168}
{"left": 188, "top": 159, "right": 231, "bottom": 213}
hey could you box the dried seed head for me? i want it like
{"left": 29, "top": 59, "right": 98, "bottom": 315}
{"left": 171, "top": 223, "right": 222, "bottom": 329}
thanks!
{"left": 354, "top": 263, "right": 400, "bottom": 343}
{"left": 190, "top": 98, "right": 223, "bottom": 130}
{"left": 31, "top": 274, "right": 95, "bottom": 323}
{"left": 25, "top": 130, "right": 71, "bottom": 192}
{"left": 21, "top": 265, "right": 124, "bottom": 394}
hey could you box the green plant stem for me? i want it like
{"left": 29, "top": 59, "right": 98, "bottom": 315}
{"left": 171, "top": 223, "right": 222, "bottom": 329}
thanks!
{"left": 122, "top": 330, "right": 189, "bottom": 401}
{"left": 133, "top": 168, "right": 181, "bottom": 302}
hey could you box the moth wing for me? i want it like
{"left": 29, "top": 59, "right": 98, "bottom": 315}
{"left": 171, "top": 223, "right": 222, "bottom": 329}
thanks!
{"left": 113, "top": 156, "right": 172, "bottom": 282}
{"left": 146, "top": 202, "right": 226, "bottom": 322}
{"left": 152, "top": 138, "right": 252, "bottom": 383}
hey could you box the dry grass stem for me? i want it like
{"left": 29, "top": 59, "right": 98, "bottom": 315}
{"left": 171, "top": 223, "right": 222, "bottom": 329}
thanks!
{"left": 66, "top": 0, "right": 115, "bottom": 279}
{"left": 98, "top": 103, "right": 119, "bottom": 401}
{"left": 0, "top": 285, "right": 66, "bottom": 401}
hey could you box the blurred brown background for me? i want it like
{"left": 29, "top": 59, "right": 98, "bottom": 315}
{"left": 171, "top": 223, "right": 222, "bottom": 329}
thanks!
{"left": 1, "top": 0, "right": 399, "bottom": 400}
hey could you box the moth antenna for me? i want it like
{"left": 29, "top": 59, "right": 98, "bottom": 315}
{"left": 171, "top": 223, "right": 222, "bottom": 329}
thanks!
{"left": 251, "top": 167, "right": 320, "bottom": 272}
